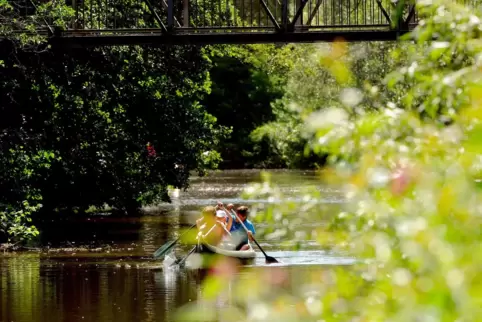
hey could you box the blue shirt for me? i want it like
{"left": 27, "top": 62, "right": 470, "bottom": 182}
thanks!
{"left": 229, "top": 215, "right": 255, "bottom": 244}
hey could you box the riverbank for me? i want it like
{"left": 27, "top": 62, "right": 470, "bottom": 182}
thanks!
{"left": 0, "top": 243, "right": 137, "bottom": 254}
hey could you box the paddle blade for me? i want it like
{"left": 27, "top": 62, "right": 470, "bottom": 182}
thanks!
{"left": 172, "top": 246, "right": 197, "bottom": 267}
{"left": 265, "top": 255, "right": 279, "bottom": 264}
{"left": 153, "top": 240, "right": 176, "bottom": 259}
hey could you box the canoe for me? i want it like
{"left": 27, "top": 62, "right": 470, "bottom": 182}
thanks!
{"left": 197, "top": 238, "right": 256, "bottom": 259}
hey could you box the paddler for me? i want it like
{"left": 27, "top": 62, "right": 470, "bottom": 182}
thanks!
{"left": 226, "top": 203, "right": 236, "bottom": 215}
{"left": 215, "top": 202, "right": 236, "bottom": 232}
{"left": 215, "top": 210, "right": 232, "bottom": 237}
{"left": 224, "top": 203, "right": 236, "bottom": 231}
{"left": 229, "top": 206, "right": 256, "bottom": 251}
{"left": 196, "top": 206, "right": 224, "bottom": 245}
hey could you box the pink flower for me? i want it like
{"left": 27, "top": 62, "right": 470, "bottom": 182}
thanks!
{"left": 391, "top": 164, "right": 411, "bottom": 195}
{"left": 146, "top": 142, "right": 156, "bottom": 157}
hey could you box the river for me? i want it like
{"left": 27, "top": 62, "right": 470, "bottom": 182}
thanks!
{"left": 0, "top": 170, "right": 355, "bottom": 322}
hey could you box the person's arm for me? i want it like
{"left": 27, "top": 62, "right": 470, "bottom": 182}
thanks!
{"left": 196, "top": 219, "right": 205, "bottom": 239}
{"left": 217, "top": 221, "right": 232, "bottom": 236}
{"left": 196, "top": 217, "right": 204, "bottom": 230}
{"left": 225, "top": 214, "right": 234, "bottom": 231}
{"left": 246, "top": 222, "right": 255, "bottom": 241}
{"left": 202, "top": 224, "right": 217, "bottom": 239}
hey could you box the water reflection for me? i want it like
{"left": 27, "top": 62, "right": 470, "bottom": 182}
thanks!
{"left": 1, "top": 170, "right": 350, "bottom": 322}
{"left": 0, "top": 254, "right": 355, "bottom": 321}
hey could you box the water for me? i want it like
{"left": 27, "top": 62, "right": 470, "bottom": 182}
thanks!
{"left": 0, "top": 170, "right": 354, "bottom": 322}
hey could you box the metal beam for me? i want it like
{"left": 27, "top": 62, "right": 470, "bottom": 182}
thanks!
{"left": 281, "top": 0, "right": 288, "bottom": 30}
{"left": 375, "top": 0, "right": 391, "bottom": 25}
{"left": 49, "top": 30, "right": 410, "bottom": 47}
{"left": 259, "top": 0, "right": 281, "bottom": 30}
{"left": 183, "top": 0, "right": 189, "bottom": 27}
{"left": 142, "top": 0, "right": 168, "bottom": 33}
{"left": 306, "top": 0, "right": 324, "bottom": 26}
{"left": 168, "top": 0, "right": 174, "bottom": 28}
{"left": 290, "top": 0, "right": 309, "bottom": 29}
{"left": 161, "top": 0, "right": 182, "bottom": 27}
{"left": 404, "top": 4, "right": 416, "bottom": 26}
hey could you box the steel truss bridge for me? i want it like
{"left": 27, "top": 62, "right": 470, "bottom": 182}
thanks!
{"left": 8, "top": 0, "right": 475, "bottom": 46}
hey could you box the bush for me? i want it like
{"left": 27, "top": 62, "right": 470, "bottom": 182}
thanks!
{"left": 176, "top": 1, "right": 482, "bottom": 320}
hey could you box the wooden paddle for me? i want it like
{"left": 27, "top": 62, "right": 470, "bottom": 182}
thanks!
{"left": 153, "top": 223, "right": 196, "bottom": 259}
{"left": 176, "top": 246, "right": 197, "bottom": 267}
{"left": 172, "top": 223, "right": 217, "bottom": 267}
{"left": 232, "top": 212, "right": 279, "bottom": 264}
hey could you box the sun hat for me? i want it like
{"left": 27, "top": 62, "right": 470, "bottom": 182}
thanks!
{"left": 216, "top": 210, "right": 226, "bottom": 218}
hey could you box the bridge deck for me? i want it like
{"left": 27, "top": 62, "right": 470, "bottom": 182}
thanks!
{"left": 52, "top": 29, "right": 414, "bottom": 46}
{"left": 8, "top": 0, "right": 446, "bottom": 46}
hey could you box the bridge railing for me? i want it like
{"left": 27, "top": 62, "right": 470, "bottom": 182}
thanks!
{"left": 68, "top": 0, "right": 416, "bottom": 33}
{"left": 4, "top": 0, "right": 482, "bottom": 44}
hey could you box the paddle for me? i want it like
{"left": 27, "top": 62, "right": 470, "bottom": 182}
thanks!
{"left": 175, "top": 246, "right": 197, "bottom": 267}
{"left": 173, "top": 220, "right": 230, "bottom": 267}
{"left": 153, "top": 223, "right": 196, "bottom": 259}
{"left": 172, "top": 223, "right": 216, "bottom": 266}
{"left": 232, "top": 212, "right": 279, "bottom": 264}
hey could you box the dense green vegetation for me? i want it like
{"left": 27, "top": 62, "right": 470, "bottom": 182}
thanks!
{"left": 251, "top": 42, "right": 400, "bottom": 168}
{"left": 203, "top": 41, "right": 400, "bottom": 169}
{"left": 1, "top": 0, "right": 228, "bottom": 241}
{"left": 202, "top": 45, "right": 287, "bottom": 168}
{"left": 4, "top": 0, "right": 482, "bottom": 319}
{"left": 178, "top": 0, "right": 482, "bottom": 320}
{"left": 0, "top": 0, "right": 408, "bottom": 242}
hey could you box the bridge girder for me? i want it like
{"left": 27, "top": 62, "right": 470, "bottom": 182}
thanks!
{"left": 15, "top": 0, "right": 421, "bottom": 46}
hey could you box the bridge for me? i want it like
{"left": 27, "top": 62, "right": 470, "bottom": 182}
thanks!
{"left": 9, "top": 0, "right": 442, "bottom": 46}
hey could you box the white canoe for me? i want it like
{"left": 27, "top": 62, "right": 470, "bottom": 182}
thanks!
{"left": 200, "top": 239, "right": 256, "bottom": 259}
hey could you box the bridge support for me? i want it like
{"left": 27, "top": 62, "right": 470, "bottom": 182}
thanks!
{"left": 36, "top": 0, "right": 420, "bottom": 46}
{"left": 50, "top": 30, "right": 409, "bottom": 47}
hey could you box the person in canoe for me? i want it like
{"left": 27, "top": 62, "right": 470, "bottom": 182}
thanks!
{"left": 215, "top": 201, "right": 224, "bottom": 211}
{"left": 229, "top": 206, "right": 256, "bottom": 251}
{"left": 196, "top": 206, "right": 225, "bottom": 246}
{"left": 214, "top": 202, "right": 236, "bottom": 232}
{"left": 216, "top": 210, "right": 233, "bottom": 237}
{"left": 197, "top": 204, "right": 227, "bottom": 229}
{"left": 226, "top": 203, "right": 236, "bottom": 215}
{"left": 224, "top": 203, "right": 236, "bottom": 230}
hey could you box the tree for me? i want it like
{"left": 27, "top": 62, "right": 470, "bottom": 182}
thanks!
{"left": 0, "top": 0, "right": 227, "bottom": 241}
{"left": 251, "top": 41, "right": 399, "bottom": 168}
{"left": 178, "top": 1, "right": 482, "bottom": 320}
{"left": 202, "top": 44, "right": 298, "bottom": 168}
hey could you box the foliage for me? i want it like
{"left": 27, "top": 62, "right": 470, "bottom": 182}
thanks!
{"left": 74, "top": 0, "right": 303, "bottom": 170}
{"left": 252, "top": 41, "right": 399, "bottom": 168}
{"left": 178, "top": 0, "right": 482, "bottom": 320}
{"left": 0, "top": 148, "right": 57, "bottom": 242}
{"left": 202, "top": 44, "right": 299, "bottom": 168}
{"left": 0, "top": 0, "right": 228, "bottom": 241}
{"left": 1, "top": 201, "right": 40, "bottom": 242}
{"left": 385, "top": 2, "right": 480, "bottom": 121}
{"left": 0, "top": 0, "right": 74, "bottom": 45}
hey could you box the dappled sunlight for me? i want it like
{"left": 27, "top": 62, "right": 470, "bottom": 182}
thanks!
{"left": 3, "top": 0, "right": 482, "bottom": 320}
{"left": 174, "top": 1, "right": 482, "bottom": 320}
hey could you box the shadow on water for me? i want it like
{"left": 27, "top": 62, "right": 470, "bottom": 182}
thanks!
{"left": 1, "top": 169, "right": 351, "bottom": 322}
